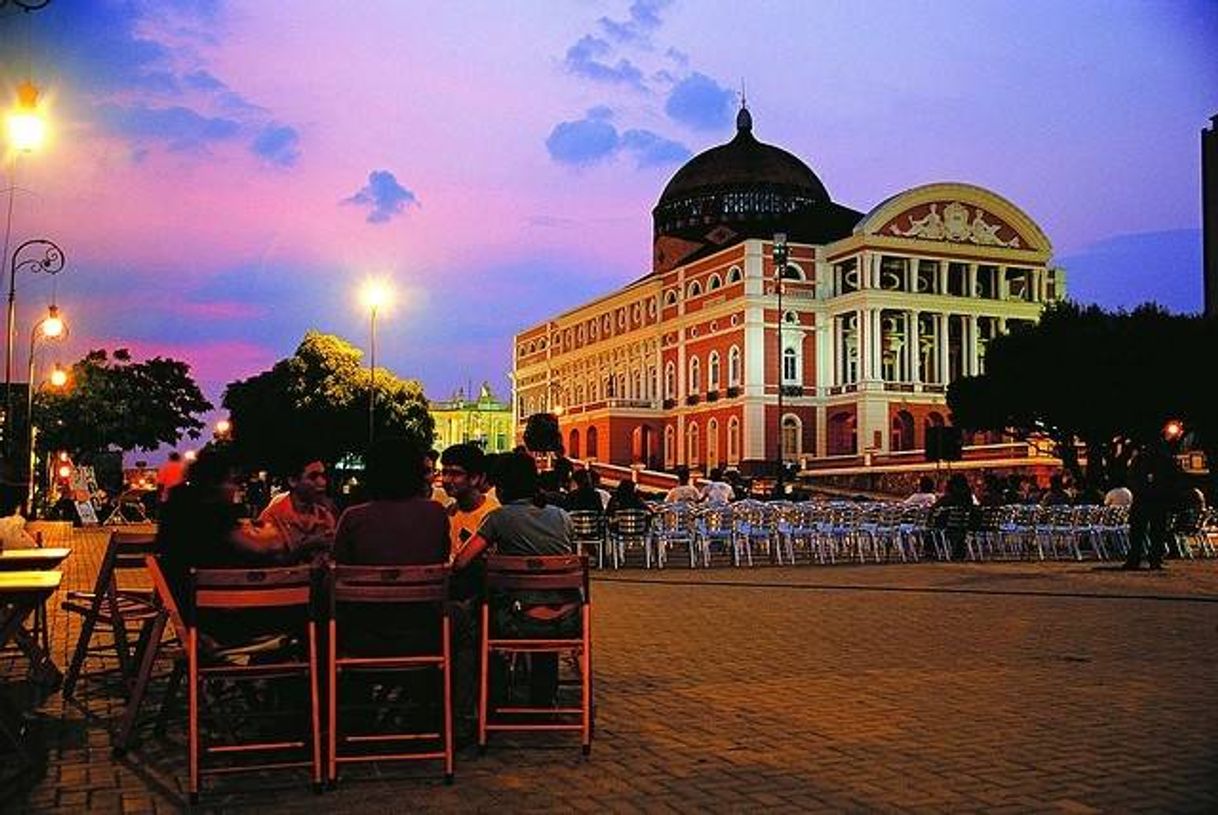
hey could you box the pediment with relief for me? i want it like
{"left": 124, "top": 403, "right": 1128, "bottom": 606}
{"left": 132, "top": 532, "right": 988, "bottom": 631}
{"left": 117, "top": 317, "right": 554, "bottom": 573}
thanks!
{"left": 882, "top": 201, "right": 1022, "bottom": 249}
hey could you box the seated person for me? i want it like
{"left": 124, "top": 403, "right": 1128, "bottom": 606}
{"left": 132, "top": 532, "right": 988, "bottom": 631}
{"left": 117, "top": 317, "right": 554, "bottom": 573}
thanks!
{"left": 664, "top": 467, "right": 702, "bottom": 504}
{"left": 0, "top": 484, "right": 37, "bottom": 550}
{"left": 259, "top": 455, "right": 337, "bottom": 558}
{"left": 334, "top": 436, "right": 450, "bottom": 654}
{"left": 454, "top": 450, "right": 576, "bottom": 705}
{"left": 156, "top": 447, "right": 313, "bottom": 643}
{"left": 566, "top": 469, "right": 605, "bottom": 514}
{"left": 606, "top": 479, "right": 649, "bottom": 516}
{"left": 699, "top": 468, "right": 735, "bottom": 504}
{"left": 930, "top": 473, "right": 981, "bottom": 560}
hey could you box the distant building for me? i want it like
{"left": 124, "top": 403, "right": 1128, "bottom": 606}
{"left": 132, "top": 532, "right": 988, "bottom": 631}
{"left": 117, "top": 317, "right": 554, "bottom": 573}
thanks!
{"left": 1204, "top": 114, "right": 1218, "bottom": 318}
{"left": 513, "top": 103, "right": 1064, "bottom": 474}
{"left": 430, "top": 382, "right": 514, "bottom": 453}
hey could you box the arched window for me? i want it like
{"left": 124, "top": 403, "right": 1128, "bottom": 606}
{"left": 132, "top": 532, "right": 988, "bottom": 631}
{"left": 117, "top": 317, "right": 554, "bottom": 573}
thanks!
{"left": 708, "top": 351, "right": 721, "bottom": 390}
{"left": 686, "top": 422, "right": 700, "bottom": 466}
{"left": 727, "top": 416, "right": 740, "bottom": 464}
{"left": 727, "top": 266, "right": 743, "bottom": 284}
{"left": 892, "top": 410, "right": 915, "bottom": 452}
{"left": 687, "top": 280, "right": 702, "bottom": 298}
{"left": 664, "top": 425, "right": 675, "bottom": 468}
{"left": 828, "top": 412, "right": 857, "bottom": 456}
{"left": 781, "top": 414, "right": 801, "bottom": 460}
{"left": 707, "top": 274, "right": 722, "bottom": 290}
{"left": 782, "top": 346, "right": 799, "bottom": 383}
{"left": 707, "top": 418, "right": 720, "bottom": 469}
{"left": 728, "top": 345, "right": 741, "bottom": 386}
{"left": 587, "top": 426, "right": 599, "bottom": 459}
{"left": 568, "top": 429, "right": 581, "bottom": 459}
{"left": 616, "top": 373, "right": 626, "bottom": 400}
{"left": 575, "top": 383, "right": 584, "bottom": 405}
{"left": 647, "top": 365, "right": 657, "bottom": 399}
{"left": 664, "top": 290, "right": 678, "bottom": 307}
{"left": 689, "top": 356, "right": 701, "bottom": 393}
{"left": 664, "top": 361, "right": 676, "bottom": 399}
{"left": 779, "top": 263, "right": 805, "bottom": 281}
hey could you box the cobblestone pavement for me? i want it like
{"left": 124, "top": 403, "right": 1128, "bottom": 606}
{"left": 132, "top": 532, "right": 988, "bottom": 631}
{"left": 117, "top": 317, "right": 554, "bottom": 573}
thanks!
{"left": 2, "top": 526, "right": 1216, "bottom": 812}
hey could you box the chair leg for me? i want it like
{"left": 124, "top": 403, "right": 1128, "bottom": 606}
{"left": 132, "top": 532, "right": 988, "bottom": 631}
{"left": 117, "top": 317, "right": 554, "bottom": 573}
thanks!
{"left": 188, "top": 631, "right": 200, "bottom": 802}
{"left": 477, "top": 604, "right": 490, "bottom": 750}
{"left": 328, "top": 620, "right": 338, "bottom": 784}
{"left": 581, "top": 608, "right": 591, "bottom": 756}
{"left": 63, "top": 587, "right": 108, "bottom": 699}
{"left": 155, "top": 660, "right": 184, "bottom": 737}
{"left": 114, "top": 612, "right": 167, "bottom": 754}
{"left": 308, "top": 623, "right": 322, "bottom": 789}
{"left": 442, "top": 617, "right": 454, "bottom": 784}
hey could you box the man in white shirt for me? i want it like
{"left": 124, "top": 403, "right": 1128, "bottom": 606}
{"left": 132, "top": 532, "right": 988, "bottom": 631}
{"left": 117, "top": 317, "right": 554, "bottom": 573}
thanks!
{"left": 665, "top": 467, "right": 702, "bottom": 503}
{"left": 699, "top": 468, "right": 735, "bottom": 504}
{"left": 1104, "top": 484, "right": 1133, "bottom": 507}
{"left": 904, "top": 476, "right": 939, "bottom": 507}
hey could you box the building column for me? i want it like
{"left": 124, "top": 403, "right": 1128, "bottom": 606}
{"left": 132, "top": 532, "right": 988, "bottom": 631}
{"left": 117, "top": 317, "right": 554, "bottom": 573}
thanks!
{"left": 967, "top": 263, "right": 978, "bottom": 298}
{"left": 908, "top": 310, "right": 920, "bottom": 384}
{"left": 939, "top": 260, "right": 949, "bottom": 296}
{"left": 998, "top": 265, "right": 1009, "bottom": 301}
{"left": 937, "top": 313, "right": 950, "bottom": 384}
{"left": 872, "top": 309, "right": 883, "bottom": 382}
{"left": 967, "top": 314, "right": 979, "bottom": 377}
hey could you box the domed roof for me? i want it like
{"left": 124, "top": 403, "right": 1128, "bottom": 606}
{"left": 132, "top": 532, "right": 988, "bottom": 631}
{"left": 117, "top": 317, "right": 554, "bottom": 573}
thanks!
{"left": 655, "top": 105, "right": 829, "bottom": 207}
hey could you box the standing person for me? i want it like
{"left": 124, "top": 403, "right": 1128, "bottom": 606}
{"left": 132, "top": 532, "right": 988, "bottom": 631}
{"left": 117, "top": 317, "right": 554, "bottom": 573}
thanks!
{"left": 1123, "top": 439, "right": 1183, "bottom": 571}
{"left": 699, "top": 468, "right": 735, "bottom": 505}
{"left": 665, "top": 467, "right": 702, "bottom": 503}
{"left": 156, "top": 451, "right": 186, "bottom": 504}
{"left": 258, "top": 457, "right": 337, "bottom": 557}
{"left": 454, "top": 450, "right": 575, "bottom": 706}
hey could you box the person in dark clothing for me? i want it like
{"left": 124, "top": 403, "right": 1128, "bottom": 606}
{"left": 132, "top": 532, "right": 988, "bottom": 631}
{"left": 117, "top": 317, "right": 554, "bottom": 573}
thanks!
{"left": 1040, "top": 474, "right": 1072, "bottom": 506}
{"left": 606, "top": 480, "right": 649, "bottom": 515}
{"left": 930, "top": 473, "right": 980, "bottom": 561}
{"left": 567, "top": 469, "right": 605, "bottom": 513}
{"left": 1123, "top": 439, "right": 1184, "bottom": 570}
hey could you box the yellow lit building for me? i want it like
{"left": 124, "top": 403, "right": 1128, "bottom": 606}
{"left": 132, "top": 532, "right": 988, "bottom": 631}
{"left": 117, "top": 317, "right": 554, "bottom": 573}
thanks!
{"left": 430, "top": 382, "right": 514, "bottom": 453}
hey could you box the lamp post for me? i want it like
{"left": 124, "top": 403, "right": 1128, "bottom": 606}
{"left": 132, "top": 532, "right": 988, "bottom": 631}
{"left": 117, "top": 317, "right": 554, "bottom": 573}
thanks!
{"left": 360, "top": 281, "right": 391, "bottom": 446}
{"left": 5, "top": 238, "right": 64, "bottom": 454}
{"left": 772, "top": 233, "right": 788, "bottom": 502}
{"left": 26, "top": 303, "right": 67, "bottom": 514}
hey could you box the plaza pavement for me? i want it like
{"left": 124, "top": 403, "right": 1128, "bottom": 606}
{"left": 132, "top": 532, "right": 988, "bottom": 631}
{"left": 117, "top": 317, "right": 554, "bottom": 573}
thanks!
{"left": 2, "top": 525, "right": 1216, "bottom": 813}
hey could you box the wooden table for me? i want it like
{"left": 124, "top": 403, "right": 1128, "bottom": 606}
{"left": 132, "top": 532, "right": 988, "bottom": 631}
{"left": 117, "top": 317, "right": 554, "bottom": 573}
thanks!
{"left": 0, "top": 570, "right": 63, "bottom": 766}
{"left": 0, "top": 548, "right": 70, "bottom": 653}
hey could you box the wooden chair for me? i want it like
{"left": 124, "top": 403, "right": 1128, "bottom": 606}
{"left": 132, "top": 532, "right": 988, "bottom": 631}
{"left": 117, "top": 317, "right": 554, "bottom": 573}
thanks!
{"left": 328, "top": 563, "right": 453, "bottom": 786}
{"left": 187, "top": 565, "right": 322, "bottom": 803}
{"left": 62, "top": 531, "right": 160, "bottom": 699}
{"left": 478, "top": 554, "right": 591, "bottom": 755}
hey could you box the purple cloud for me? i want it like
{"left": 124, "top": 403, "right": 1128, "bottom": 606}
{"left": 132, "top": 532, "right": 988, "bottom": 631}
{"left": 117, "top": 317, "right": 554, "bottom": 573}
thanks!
{"left": 546, "top": 108, "right": 689, "bottom": 168}
{"left": 343, "top": 170, "right": 420, "bottom": 223}
{"left": 95, "top": 103, "right": 241, "bottom": 151}
{"left": 563, "top": 35, "right": 645, "bottom": 88}
{"left": 252, "top": 123, "right": 301, "bottom": 167}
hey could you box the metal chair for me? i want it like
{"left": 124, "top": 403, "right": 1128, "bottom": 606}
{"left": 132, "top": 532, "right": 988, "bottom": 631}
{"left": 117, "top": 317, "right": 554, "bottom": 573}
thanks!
{"left": 653, "top": 503, "right": 697, "bottom": 568}
{"left": 694, "top": 505, "right": 735, "bottom": 567}
{"left": 568, "top": 510, "right": 607, "bottom": 569}
{"left": 328, "top": 563, "right": 453, "bottom": 786}
{"left": 610, "top": 509, "right": 654, "bottom": 568}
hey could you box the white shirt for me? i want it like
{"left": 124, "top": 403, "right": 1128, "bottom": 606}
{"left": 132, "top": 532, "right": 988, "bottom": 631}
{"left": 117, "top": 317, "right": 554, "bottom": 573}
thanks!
{"left": 700, "top": 481, "right": 735, "bottom": 504}
{"left": 903, "top": 492, "right": 938, "bottom": 507}
{"left": 1104, "top": 487, "right": 1133, "bottom": 507}
{"left": 665, "top": 484, "right": 702, "bottom": 503}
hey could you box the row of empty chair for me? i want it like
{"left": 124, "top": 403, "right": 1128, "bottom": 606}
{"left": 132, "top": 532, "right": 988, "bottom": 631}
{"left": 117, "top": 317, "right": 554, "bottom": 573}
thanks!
{"left": 571, "top": 500, "right": 1218, "bottom": 568}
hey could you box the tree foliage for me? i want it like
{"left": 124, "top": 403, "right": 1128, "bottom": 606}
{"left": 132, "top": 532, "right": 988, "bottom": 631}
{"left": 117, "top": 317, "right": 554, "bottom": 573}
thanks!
{"left": 947, "top": 302, "right": 1217, "bottom": 491}
{"left": 36, "top": 348, "right": 213, "bottom": 460}
{"left": 222, "top": 331, "right": 434, "bottom": 474}
{"left": 523, "top": 412, "right": 562, "bottom": 454}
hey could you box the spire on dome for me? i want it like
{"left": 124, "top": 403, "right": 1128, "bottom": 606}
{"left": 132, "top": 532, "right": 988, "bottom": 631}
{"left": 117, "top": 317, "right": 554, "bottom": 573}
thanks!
{"left": 736, "top": 81, "right": 752, "bottom": 133}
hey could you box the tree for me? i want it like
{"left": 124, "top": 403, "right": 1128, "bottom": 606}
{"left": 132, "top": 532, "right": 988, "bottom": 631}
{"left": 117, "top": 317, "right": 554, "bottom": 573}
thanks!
{"left": 523, "top": 412, "right": 562, "bottom": 455}
{"left": 222, "top": 330, "right": 433, "bottom": 474}
{"left": 35, "top": 348, "right": 213, "bottom": 460}
{"left": 948, "top": 302, "right": 1217, "bottom": 494}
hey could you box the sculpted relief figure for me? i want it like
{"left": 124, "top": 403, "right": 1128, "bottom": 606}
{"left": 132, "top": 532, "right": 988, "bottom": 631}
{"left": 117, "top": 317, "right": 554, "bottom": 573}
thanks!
{"left": 891, "top": 203, "right": 945, "bottom": 239}
{"left": 969, "top": 209, "right": 1020, "bottom": 248}
{"left": 942, "top": 202, "right": 972, "bottom": 241}
{"left": 891, "top": 200, "right": 1021, "bottom": 248}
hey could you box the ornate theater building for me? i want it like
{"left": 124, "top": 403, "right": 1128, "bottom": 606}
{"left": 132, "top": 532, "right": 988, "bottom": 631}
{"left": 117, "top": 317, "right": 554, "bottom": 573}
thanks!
{"left": 514, "top": 105, "right": 1064, "bottom": 474}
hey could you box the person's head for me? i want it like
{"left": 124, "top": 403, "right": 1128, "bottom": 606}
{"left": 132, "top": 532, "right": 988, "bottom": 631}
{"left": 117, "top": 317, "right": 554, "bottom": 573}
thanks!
{"left": 186, "top": 446, "right": 240, "bottom": 501}
{"left": 366, "top": 437, "right": 428, "bottom": 500}
{"left": 552, "top": 456, "right": 573, "bottom": 488}
{"left": 676, "top": 466, "right": 691, "bottom": 486}
{"left": 946, "top": 473, "right": 971, "bottom": 499}
{"left": 168, "top": 451, "right": 182, "bottom": 463}
{"left": 422, "top": 449, "right": 441, "bottom": 495}
{"left": 709, "top": 468, "right": 723, "bottom": 482}
{"left": 918, "top": 476, "right": 935, "bottom": 493}
{"left": 440, "top": 443, "right": 487, "bottom": 504}
{"left": 495, "top": 450, "right": 539, "bottom": 504}
{"left": 571, "top": 468, "right": 593, "bottom": 492}
{"left": 589, "top": 468, "right": 603, "bottom": 488}
{"left": 284, "top": 455, "right": 327, "bottom": 505}
{"left": 1050, "top": 473, "right": 1066, "bottom": 492}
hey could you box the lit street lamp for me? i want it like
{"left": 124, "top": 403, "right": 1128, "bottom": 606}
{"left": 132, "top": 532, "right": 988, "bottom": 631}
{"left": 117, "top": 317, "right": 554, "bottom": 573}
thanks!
{"left": 4, "top": 238, "right": 64, "bottom": 454}
{"left": 26, "top": 303, "right": 67, "bottom": 513}
{"left": 360, "top": 280, "right": 392, "bottom": 445}
{"left": 215, "top": 418, "right": 232, "bottom": 440}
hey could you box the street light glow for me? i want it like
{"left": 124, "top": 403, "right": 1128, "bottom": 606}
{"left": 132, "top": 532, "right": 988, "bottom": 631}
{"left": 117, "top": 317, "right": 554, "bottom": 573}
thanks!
{"left": 48, "top": 364, "right": 67, "bottom": 388}
{"left": 7, "top": 81, "right": 46, "bottom": 152}
{"left": 360, "top": 279, "right": 393, "bottom": 312}
{"left": 41, "top": 309, "right": 64, "bottom": 338}
{"left": 216, "top": 418, "right": 232, "bottom": 435}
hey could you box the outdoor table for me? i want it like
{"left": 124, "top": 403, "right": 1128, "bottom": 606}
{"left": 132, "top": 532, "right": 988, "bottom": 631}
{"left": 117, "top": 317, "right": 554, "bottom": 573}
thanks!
{"left": 0, "top": 548, "right": 71, "bottom": 654}
{"left": 0, "top": 570, "right": 63, "bottom": 767}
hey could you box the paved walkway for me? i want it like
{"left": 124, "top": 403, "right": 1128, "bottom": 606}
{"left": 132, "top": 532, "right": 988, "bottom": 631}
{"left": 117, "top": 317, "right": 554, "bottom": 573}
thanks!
{"left": 2, "top": 527, "right": 1216, "bottom": 812}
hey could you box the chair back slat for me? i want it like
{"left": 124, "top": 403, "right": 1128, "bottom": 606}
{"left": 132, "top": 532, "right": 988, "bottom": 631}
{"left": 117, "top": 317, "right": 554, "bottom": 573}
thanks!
{"left": 112, "top": 531, "right": 159, "bottom": 569}
{"left": 330, "top": 563, "right": 449, "bottom": 606}
{"left": 196, "top": 586, "right": 311, "bottom": 609}
{"left": 191, "top": 566, "right": 314, "bottom": 611}
{"left": 485, "top": 554, "right": 589, "bottom": 594}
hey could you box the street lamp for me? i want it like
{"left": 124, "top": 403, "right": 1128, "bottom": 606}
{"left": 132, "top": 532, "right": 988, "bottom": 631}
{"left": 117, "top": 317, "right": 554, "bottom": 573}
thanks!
{"left": 215, "top": 418, "right": 232, "bottom": 439}
{"left": 6, "top": 81, "right": 46, "bottom": 153}
{"left": 359, "top": 280, "right": 392, "bottom": 445}
{"left": 4, "top": 238, "right": 64, "bottom": 453}
{"left": 26, "top": 303, "right": 68, "bottom": 514}
{"left": 772, "top": 232, "right": 789, "bottom": 502}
